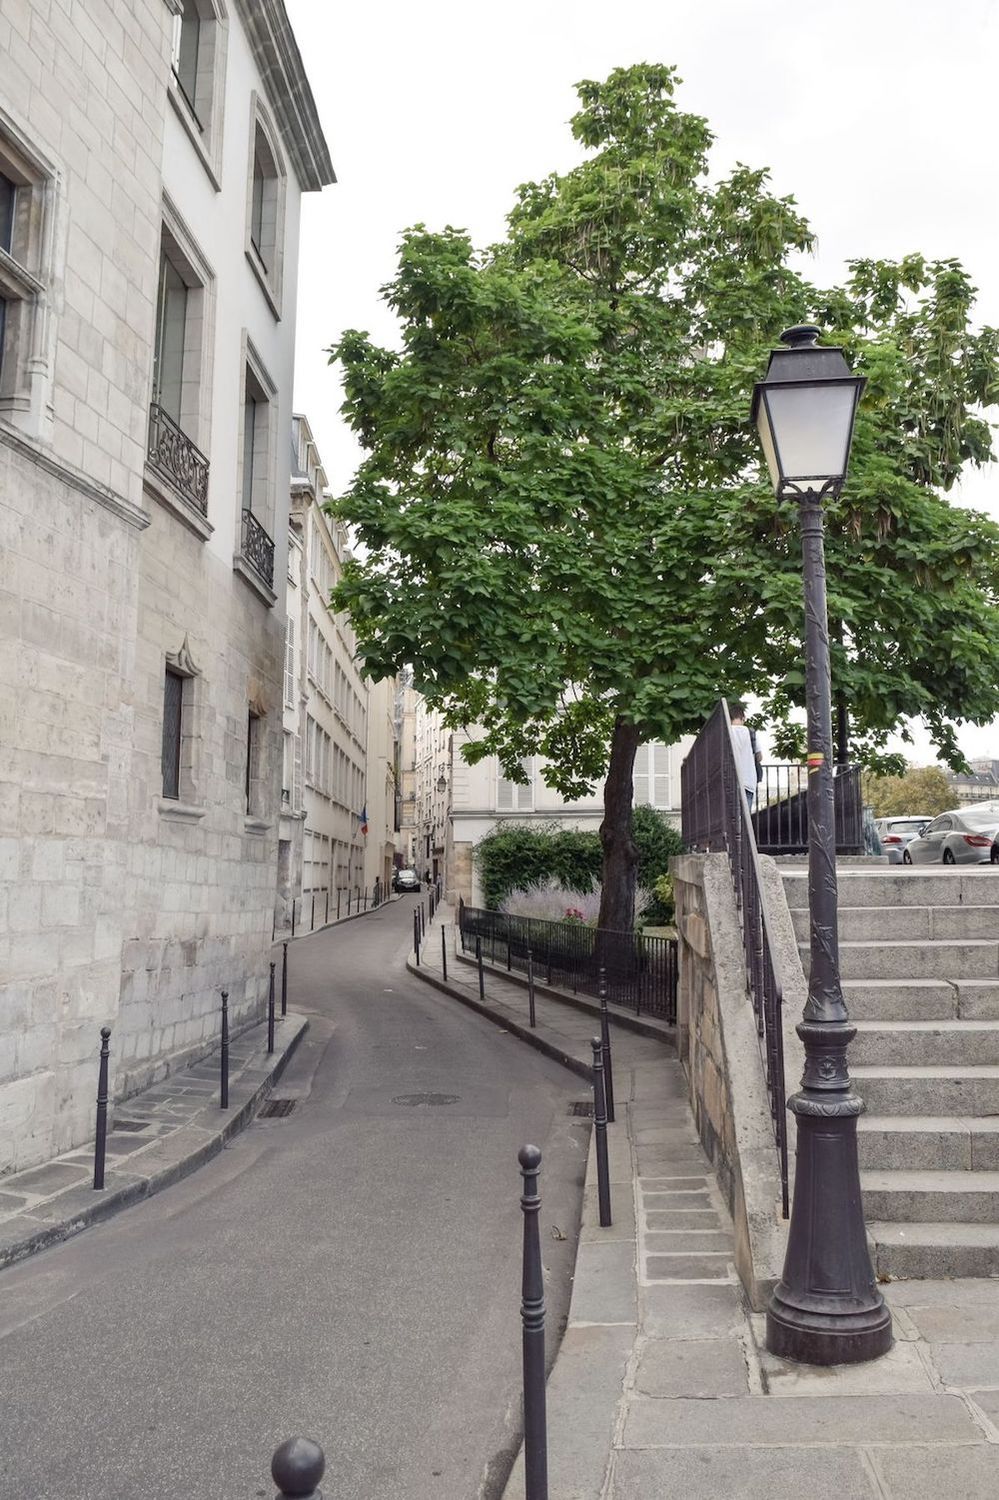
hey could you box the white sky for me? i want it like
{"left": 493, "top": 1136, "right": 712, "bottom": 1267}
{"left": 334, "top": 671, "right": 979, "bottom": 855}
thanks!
{"left": 284, "top": 0, "right": 999, "bottom": 763}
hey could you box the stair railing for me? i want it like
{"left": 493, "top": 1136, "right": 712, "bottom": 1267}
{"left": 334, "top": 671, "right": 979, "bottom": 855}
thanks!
{"left": 681, "top": 700, "right": 789, "bottom": 1216}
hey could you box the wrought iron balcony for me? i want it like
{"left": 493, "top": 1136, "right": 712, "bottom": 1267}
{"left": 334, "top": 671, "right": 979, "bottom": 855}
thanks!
{"left": 241, "top": 507, "right": 275, "bottom": 590}
{"left": 147, "top": 403, "right": 209, "bottom": 517}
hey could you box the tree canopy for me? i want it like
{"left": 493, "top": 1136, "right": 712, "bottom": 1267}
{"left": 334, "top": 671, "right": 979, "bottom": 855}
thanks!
{"left": 327, "top": 63, "right": 999, "bottom": 927}
{"left": 864, "top": 766, "right": 956, "bottom": 818}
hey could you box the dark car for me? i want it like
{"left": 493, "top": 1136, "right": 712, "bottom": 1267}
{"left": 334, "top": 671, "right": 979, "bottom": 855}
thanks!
{"left": 392, "top": 868, "right": 421, "bottom": 893}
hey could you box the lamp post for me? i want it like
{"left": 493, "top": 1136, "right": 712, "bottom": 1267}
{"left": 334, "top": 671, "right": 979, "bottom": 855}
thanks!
{"left": 752, "top": 325, "right": 892, "bottom": 1365}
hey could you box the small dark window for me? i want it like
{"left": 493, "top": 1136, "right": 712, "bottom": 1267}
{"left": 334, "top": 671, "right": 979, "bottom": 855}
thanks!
{"left": 162, "top": 668, "right": 185, "bottom": 799}
{"left": 246, "top": 710, "right": 260, "bottom": 814}
{"left": 173, "top": 2, "right": 202, "bottom": 124}
{"left": 0, "top": 173, "right": 15, "bottom": 254}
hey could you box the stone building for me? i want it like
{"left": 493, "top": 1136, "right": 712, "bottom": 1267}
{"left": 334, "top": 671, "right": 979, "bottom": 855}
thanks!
{"left": 0, "top": 0, "right": 333, "bottom": 1172}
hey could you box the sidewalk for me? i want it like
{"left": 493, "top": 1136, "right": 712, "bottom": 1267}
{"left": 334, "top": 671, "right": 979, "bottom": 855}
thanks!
{"left": 414, "top": 910, "right": 999, "bottom": 1499}
{"left": 0, "top": 1011, "right": 306, "bottom": 1272}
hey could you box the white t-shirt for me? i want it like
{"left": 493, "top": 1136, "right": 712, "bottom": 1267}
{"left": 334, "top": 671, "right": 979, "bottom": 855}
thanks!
{"left": 730, "top": 723, "right": 758, "bottom": 794}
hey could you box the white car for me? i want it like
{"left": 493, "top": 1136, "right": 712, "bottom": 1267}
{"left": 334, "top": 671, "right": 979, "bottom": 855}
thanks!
{"left": 903, "top": 804, "right": 999, "bottom": 866}
{"left": 874, "top": 815, "right": 930, "bottom": 865}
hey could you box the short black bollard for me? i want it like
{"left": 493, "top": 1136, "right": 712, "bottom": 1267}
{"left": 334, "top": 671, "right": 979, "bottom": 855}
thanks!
{"left": 271, "top": 1436, "right": 325, "bottom": 1499}
{"left": 507, "top": 933, "right": 512, "bottom": 971}
{"left": 336, "top": 888, "right": 341, "bottom": 921}
{"left": 364, "top": 887, "right": 368, "bottom": 911}
{"left": 325, "top": 887, "right": 330, "bottom": 924}
{"left": 598, "top": 965, "right": 615, "bottom": 1124}
{"left": 527, "top": 949, "right": 536, "bottom": 1028}
{"left": 476, "top": 934, "right": 485, "bottom": 1000}
{"left": 311, "top": 892, "right": 316, "bottom": 931}
{"left": 291, "top": 899, "right": 296, "bottom": 938}
{"left": 220, "top": 990, "right": 230, "bottom": 1110}
{"left": 414, "top": 908, "right": 421, "bottom": 965}
{"left": 441, "top": 923, "right": 448, "bottom": 982}
{"left": 268, "top": 962, "right": 276, "bottom": 1054}
{"left": 518, "top": 1144, "right": 549, "bottom": 1500}
{"left": 282, "top": 941, "right": 288, "bottom": 1017}
{"left": 93, "top": 1025, "right": 111, "bottom": 1190}
{"left": 592, "top": 1038, "right": 612, "bottom": 1227}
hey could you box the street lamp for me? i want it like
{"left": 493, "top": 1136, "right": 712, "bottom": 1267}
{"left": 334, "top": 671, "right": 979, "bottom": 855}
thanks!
{"left": 436, "top": 774, "right": 447, "bottom": 794}
{"left": 751, "top": 325, "right": 892, "bottom": 1366}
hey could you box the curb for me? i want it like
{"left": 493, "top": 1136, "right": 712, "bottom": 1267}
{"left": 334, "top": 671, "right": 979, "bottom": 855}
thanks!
{"left": 406, "top": 957, "right": 593, "bottom": 1083}
{"left": 274, "top": 892, "right": 406, "bottom": 946}
{"left": 0, "top": 1017, "right": 308, "bottom": 1273}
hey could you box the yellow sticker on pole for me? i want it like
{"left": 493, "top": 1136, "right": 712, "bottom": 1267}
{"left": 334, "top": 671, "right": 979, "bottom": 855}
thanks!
{"left": 807, "top": 752, "right": 825, "bottom": 774}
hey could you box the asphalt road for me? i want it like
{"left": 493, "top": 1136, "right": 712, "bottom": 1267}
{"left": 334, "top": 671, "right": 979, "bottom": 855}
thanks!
{"left": 0, "top": 898, "right": 587, "bottom": 1500}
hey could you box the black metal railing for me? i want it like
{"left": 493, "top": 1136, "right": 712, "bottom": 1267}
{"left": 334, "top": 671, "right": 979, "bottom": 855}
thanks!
{"left": 147, "top": 403, "right": 210, "bottom": 516}
{"left": 458, "top": 906, "right": 677, "bottom": 1024}
{"left": 241, "top": 507, "right": 275, "bottom": 589}
{"left": 681, "top": 701, "right": 789, "bottom": 1215}
{"left": 754, "top": 762, "right": 863, "bottom": 855}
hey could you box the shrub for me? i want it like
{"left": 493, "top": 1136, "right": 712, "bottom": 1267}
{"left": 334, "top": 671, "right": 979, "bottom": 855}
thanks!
{"left": 500, "top": 880, "right": 652, "bottom": 929}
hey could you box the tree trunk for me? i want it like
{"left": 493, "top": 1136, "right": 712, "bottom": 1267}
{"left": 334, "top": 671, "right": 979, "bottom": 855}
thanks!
{"left": 597, "top": 718, "right": 642, "bottom": 933}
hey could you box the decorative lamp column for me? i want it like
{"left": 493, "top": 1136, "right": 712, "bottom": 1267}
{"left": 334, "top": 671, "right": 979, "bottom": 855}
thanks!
{"left": 751, "top": 325, "right": 892, "bottom": 1365}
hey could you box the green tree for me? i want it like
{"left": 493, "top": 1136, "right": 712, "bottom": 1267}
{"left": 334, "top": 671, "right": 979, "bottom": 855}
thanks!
{"left": 864, "top": 766, "right": 955, "bottom": 818}
{"left": 328, "top": 64, "right": 999, "bottom": 932}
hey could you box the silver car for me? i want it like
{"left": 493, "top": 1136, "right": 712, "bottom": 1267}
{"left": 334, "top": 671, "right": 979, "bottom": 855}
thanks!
{"left": 903, "top": 803, "right": 999, "bottom": 865}
{"left": 874, "top": 815, "right": 931, "bottom": 865}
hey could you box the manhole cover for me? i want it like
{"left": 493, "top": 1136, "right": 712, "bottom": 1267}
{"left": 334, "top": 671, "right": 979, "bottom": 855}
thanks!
{"left": 568, "top": 1100, "right": 593, "bottom": 1118}
{"left": 259, "top": 1098, "right": 297, "bottom": 1118}
{"left": 112, "top": 1119, "right": 150, "bottom": 1133}
{"left": 391, "top": 1092, "right": 461, "bottom": 1107}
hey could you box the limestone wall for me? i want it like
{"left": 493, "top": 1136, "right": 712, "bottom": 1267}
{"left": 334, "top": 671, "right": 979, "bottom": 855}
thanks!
{"left": 672, "top": 852, "right": 804, "bottom": 1308}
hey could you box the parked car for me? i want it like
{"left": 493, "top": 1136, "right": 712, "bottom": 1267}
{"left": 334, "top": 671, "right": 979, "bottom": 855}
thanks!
{"left": 392, "top": 868, "right": 421, "bottom": 893}
{"left": 902, "top": 804, "right": 999, "bottom": 865}
{"left": 874, "top": 815, "right": 931, "bottom": 865}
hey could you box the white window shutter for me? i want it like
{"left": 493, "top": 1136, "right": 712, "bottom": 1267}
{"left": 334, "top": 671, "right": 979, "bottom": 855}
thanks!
{"left": 653, "top": 743, "right": 670, "bottom": 808}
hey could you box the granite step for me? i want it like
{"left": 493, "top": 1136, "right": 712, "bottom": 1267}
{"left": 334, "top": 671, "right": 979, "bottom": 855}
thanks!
{"left": 851, "top": 1064, "right": 999, "bottom": 1116}
{"left": 783, "top": 868, "right": 999, "bottom": 910}
{"left": 858, "top": 1116, "right": 999, "bottom": 1171}
{"left": 842, "top": 980, "right": 958, "bottom": 1022}
{"left": 800, "top": 939, "right": 999, "bottom": 981}
{"left": 861, "top": 1168, "right": 999, "bottom": 1222}
{"left": 792, "top": 905, "right": 999, "bottom": 943}
{"left": 851, "top": 1020, "right": 999, "bottom": 1067}
{"left": 868, "top": 1220, "right": 999, "bottom": 1279}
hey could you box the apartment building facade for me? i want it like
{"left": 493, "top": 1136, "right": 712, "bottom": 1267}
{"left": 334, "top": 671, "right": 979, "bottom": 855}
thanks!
{"left": 0, "top": 0, "right": 333, "bottom": 1171}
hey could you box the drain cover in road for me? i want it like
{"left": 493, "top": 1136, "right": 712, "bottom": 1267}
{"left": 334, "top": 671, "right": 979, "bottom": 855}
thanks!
{"left": 391, "top": 1092, "right": 461, "bottom": 1107}
{"left": 259, "top": 1099, "right": 297, "bottom": 1118}
{"left": 112, "top": 1119, "right": 151, "bottom": 1132}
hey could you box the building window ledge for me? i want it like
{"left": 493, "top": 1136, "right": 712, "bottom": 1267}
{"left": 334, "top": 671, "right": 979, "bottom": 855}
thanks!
{"left": 245, "top": 244, "right": 281, "bottom": 320}
{"left": 159, "top": 797, "right": 207, "bottom": 822}
{"left": 244, "top": 815, "right": 271, "bottom": 835}
{"left": 233, "top": 552, "right": 277, "bottom": 607}
{"left": 144, "top": 463, "right": 214, "bottom": 541}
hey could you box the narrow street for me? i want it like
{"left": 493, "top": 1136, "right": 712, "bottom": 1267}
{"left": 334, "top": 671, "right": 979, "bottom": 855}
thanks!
{"left": 0, "top": 900, "right": 587, "bottom": 1500}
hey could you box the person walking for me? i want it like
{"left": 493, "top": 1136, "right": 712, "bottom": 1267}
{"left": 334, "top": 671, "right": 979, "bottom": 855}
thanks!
{"left": 729, "top": 701, "right": 761, "bottom": 809}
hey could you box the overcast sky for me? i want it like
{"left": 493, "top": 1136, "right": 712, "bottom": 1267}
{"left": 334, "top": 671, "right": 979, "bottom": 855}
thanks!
{"left": 283, "top": 0, "right": 999, "bottom": 763}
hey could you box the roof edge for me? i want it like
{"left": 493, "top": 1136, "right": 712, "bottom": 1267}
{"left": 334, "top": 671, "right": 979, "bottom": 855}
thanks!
{"left": 235, "top": 0, "right": 335, "bottom": 191}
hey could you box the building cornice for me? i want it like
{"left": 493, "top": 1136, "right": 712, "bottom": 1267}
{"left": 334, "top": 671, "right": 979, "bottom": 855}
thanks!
{"left": 234, "top": 0, "right": 335, "bottom": 192}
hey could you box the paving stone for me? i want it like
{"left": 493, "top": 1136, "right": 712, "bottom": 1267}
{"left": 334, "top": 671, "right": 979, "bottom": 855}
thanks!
{"left": 645, "top": 1253, "right": 732, "bottom": 1281}
{"left": 641, "top": 1283, "right": 743, "bottom": 1340}
{"left": 581, "top": 1185, "right": 636, "bottom": 1242}
{"left": 6, "top": 1162, "right": 90, "bottom": 1195}
{"left": 634, "top": 1127, "right": 700, "bottom": 1146}
{"left": 905, "top": 1303, "right": 999, "bottom": 1343}
{"left": 884, "top": 1277, "right": 999, "bottom": 1309}
{"left": 969, "top": 1388, "right": 999, "bottom": 1417}
{"left": 759, "top": 1337, "right": 935, "bottom": 1395}
{"left": 633, "top": 1338, "right": 749, "bottom": 1397}
{"left": 871, "top": 1443, "right": 999, "bottom": 1498}
{"left": 610, "top": 1445, "right": 880, "bottom": 1499}
{"left": 926, "top": 1342, "right": 999, "bottom": 1387}
{"left": 622, "top": 1392, "right": 980, "bottom": 1447}
{"left": 645, "top": 1209, "right": 721, "bottom": 1231}
{"left": 644, "top": 1231, "right": 733, "bottom": 1252}
{"left": 570, "top": 1240, "right": 638, "bottom": 1324}
{"left": 642, "top": 1190, "right": 713, "bottom": 1210}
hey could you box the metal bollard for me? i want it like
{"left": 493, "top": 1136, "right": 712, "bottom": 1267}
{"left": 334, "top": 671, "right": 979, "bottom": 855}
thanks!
{"left": 325, "top": 887, "right": 330, "bottom": 924}
{"left": 507, "top": 933, "right": 512, "bottom": 971}
{"left": 527, "top": 949, "right": 536, "bottom": 1028}
{"left": 476, "top": 934, "right": 485, "bottom": 1000}
{"left": 598, "top": 965, "right": 615, "bottom": 1124}
{"left": 336, "top": 889, "right": 341, "bottom": 921}
{"left": 592, "top": 1038, "right": 612, "bottom": 1227}
{"left": 220, "top": 990, "right": 230, "bottom": 1110}
{"left": 282, "top": 941, "right": 288, "bottom": 1018}
{"left": 291, "top": 899, "right": 296, "bottom": 938}
{"left": 93, "top": 1025, "right": 112, "bottom": 1190}
{"left": 311, "top": 892, "right": 316, "bottom": 931}
{"left": 364, "top": 888, "right": 368, "bottom": 911}
{"left": 271, "top": 1436, "right": 325, "bottom": 1499}
{"left": 414, "top": 908, "right": 421, "bottom": 965}
{"left": 518, "top": 1145, "right": 549, "bottom": 1500}
{"left": 268, "top": 962, "right": 276, "bottom": 1054}
{"left": 441, "top": 923, "right": 448, "bottom": 982}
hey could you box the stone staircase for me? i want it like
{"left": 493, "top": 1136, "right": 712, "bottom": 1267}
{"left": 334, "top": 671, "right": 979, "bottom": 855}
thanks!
{"left": 782, "top": 866, "right": 999, "bottom": 1279}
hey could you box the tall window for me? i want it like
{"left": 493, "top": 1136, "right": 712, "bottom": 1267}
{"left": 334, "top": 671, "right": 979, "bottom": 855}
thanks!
{"left": 153, "top": 252, "right": 188, "bottom": 426}
{"left": 284, "top": 616, "right": 295, "bottom": 706}
{"left": 172, "top": 1, "right": 202, "bottom": 121}
{"left": 634, "top": 743, "right": 672, "bottom": 809}
{"left": 161, "top": 668, "right": 185, "bottom": 799}
{"left": 250, "top": 128, "right": 276, "bottom": 269}
{"left": 245, "top": 102, "right": 286, "bottom": 312}
{"left": 497, "top": 759, "right": 534, "bottom": 812}
{"left": 246, "top": 710, "right": 261, "bottom": 815}
{"left": 242, "top": 385, "right": 260, "bottom": 510}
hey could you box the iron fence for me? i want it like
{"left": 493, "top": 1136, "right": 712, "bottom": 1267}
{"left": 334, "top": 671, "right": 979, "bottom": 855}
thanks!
{"left": 681, "top": 700, "right": 789, "bottom": 1215}
{"left": 754, "top": 762, "right": 863, "bottom": 855}
{"left": 457, "top": 906, "right": 677, "bottom": 1024}
{"left": 147, "top": 402, "right": 210, "bottom": 516}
